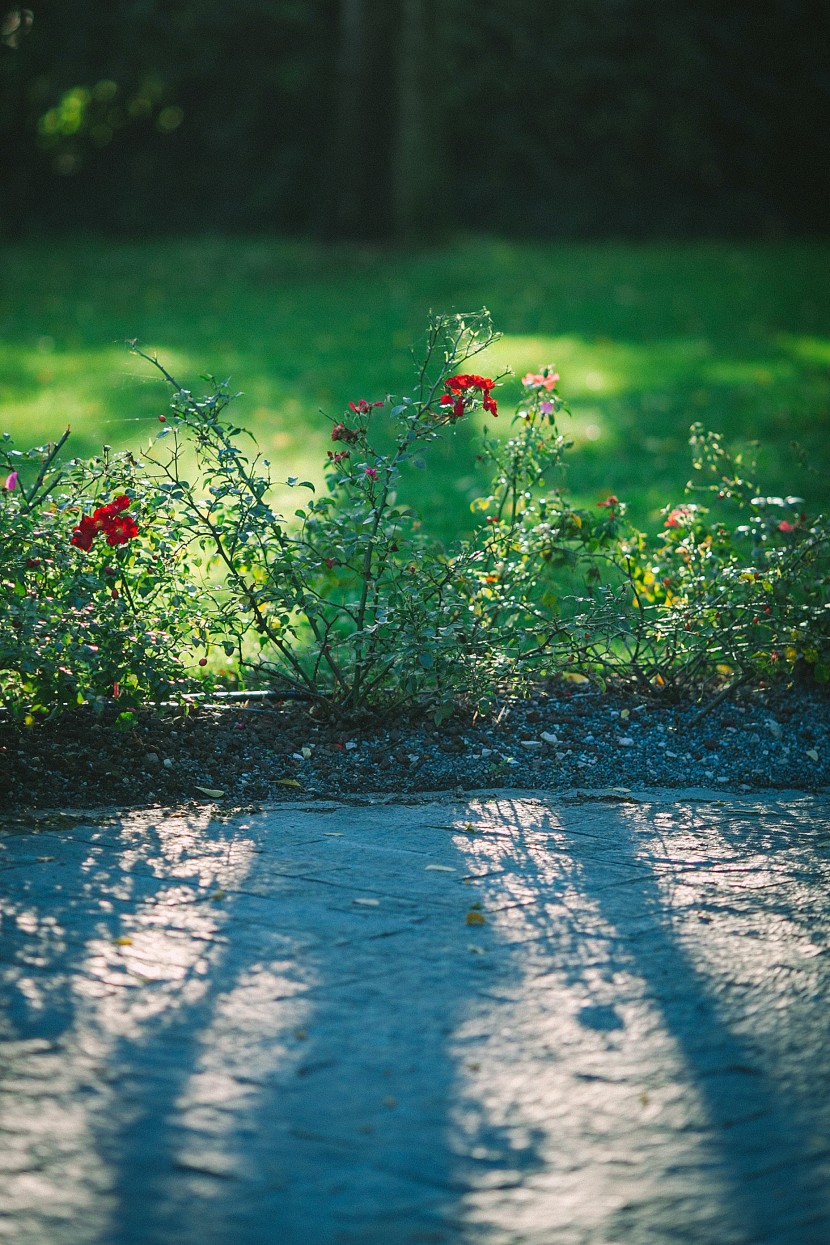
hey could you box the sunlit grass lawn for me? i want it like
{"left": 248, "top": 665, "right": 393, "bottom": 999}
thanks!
{"left": 2, "top": 235, "right": 829, "bottom": 542}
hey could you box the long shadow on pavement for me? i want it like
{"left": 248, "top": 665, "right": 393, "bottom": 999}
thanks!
{"left": 2, "top": 794, "right": 829, "bottom": 1244}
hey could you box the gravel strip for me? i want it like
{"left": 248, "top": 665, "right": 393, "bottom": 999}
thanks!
{"left": 2, "top": 680, "right": 828, "bottom": 809}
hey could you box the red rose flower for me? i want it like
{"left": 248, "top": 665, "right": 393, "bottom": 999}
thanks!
{"left": 71, "top": 496, "right": 138, "bottom": 551}
{"left": 104, "top": 513, "right": 138, "bottom": 546}
{"left": 441, "top": 374, "right": 497, "bottom": 417}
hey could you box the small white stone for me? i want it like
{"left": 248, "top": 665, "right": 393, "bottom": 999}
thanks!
{"left": 480, "top": 747, "right": 493, "bottom": 757}
{"left": 540, "top": 731, "right": 558, "bottom": 744}
{"left": 520, "top": 739, "right": 542, "bottom": 749}
{"left": 345, "top": 741, "right": 358, "bottom": 751}
{"left": 162, "top": 757, "right": 173, "bottom": 769}
{"left": 618, "top": 737, "right": 635, "bottom": 747}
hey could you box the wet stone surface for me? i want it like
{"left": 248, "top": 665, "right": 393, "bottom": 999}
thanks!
{"left": 1, "top": 790, "right": 829, "bottom": 1244}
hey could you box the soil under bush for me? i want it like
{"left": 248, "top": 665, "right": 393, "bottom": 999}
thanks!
{"left": 2, "top": 679, "right": 828, "bottom": 811}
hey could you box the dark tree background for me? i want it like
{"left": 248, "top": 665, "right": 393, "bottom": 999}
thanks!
{"left": 1, "top": 0, "right": 827, "bottom": 239}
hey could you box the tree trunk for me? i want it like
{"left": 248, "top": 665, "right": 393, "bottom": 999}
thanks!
{"left": 322, "top": 0, "right": 373, "bottom": 238}
{"left": 391, "top": 0, "right": 439, "bottom": 241}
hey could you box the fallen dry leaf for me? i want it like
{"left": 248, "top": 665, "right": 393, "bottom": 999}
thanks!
{"left": 194, "top": 786, "right": 225, "bottom": 798}
{"left": 465, "top": 910, "right": 486, "bottom": 926}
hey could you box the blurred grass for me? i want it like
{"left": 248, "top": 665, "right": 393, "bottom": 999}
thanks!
{"left": 1, "top": 236, "right": 829, "bottom": 542}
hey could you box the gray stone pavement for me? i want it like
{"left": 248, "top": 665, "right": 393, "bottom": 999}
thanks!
{"left": 0, "top": 788, "right": 829, "bottom": 1245}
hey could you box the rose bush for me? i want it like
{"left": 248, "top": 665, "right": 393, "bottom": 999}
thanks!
{"left": 0, "top": 430, "right": 211, "bottom": 721}
{"left": 1, "top": 311, "right": 827, "bottom": 724}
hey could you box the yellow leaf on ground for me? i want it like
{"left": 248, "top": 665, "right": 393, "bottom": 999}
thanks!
{"left": 276, "top": 778, "right": 302, "bottom": 788}
{"left": 466, "top": 911, "right": 486, "bottom": 926}
{"left": 194, "top": 786, "right": 225, "bottom": 798}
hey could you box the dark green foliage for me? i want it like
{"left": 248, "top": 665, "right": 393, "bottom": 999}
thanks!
{"left": 1, "top": 0, "right": 827, "bottom": 238}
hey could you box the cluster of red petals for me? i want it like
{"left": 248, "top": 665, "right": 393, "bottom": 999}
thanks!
{"left": 440, "top": 374, "right": 498, "bottom": 419}
{"left": 331, "top": 423, "right": 360, "bottom": 444}
{"left": 596, "top": 495, "right": 619, "bottom": 509}
{"left": 71, "top": 495, "right": 138, "bottom": 552}
{"left": 348, "top": 399, "right": 384, "bottom": 414}
{"left": 327, "top": 449, "right": 350, "bottom": 463}
{"left": 439, "top": 394, "right": 467, "bottom": 419}
{"left": 445, "top": 373, "right": 495, "bottom": 394}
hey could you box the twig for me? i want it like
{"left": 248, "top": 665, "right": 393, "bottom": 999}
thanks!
{"left": 688, "top": 672, "right": 751, "bottom": 726}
